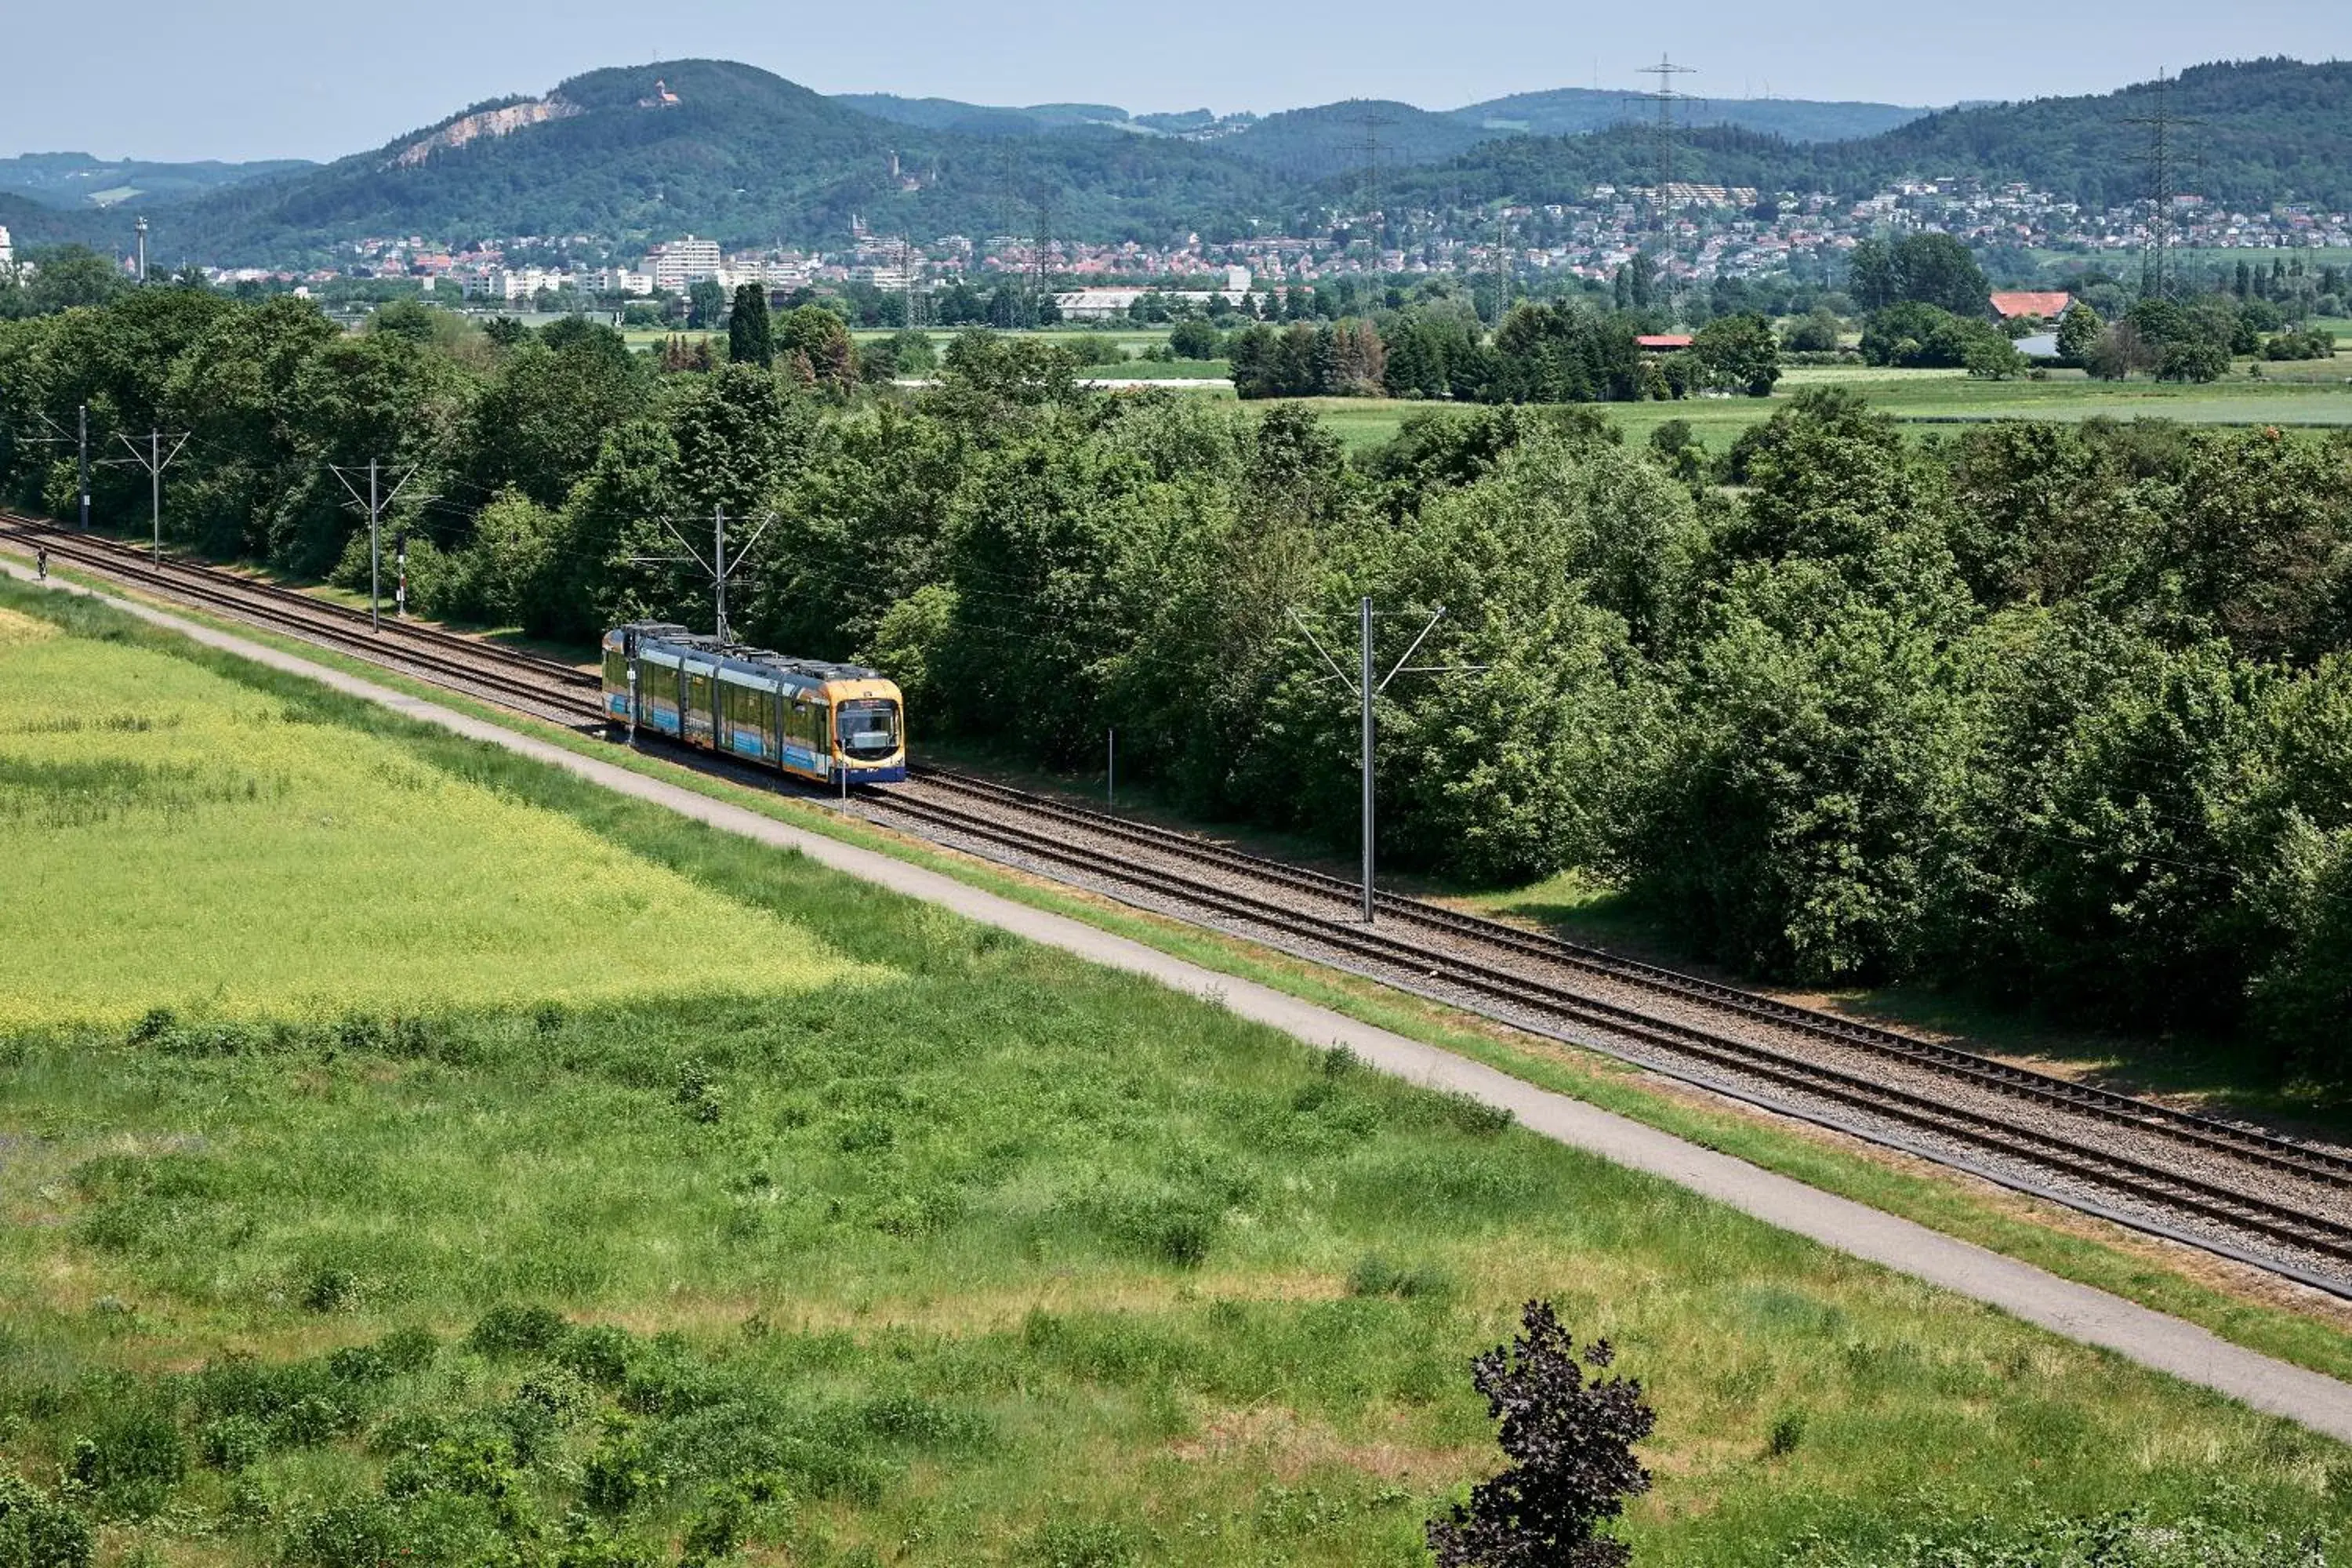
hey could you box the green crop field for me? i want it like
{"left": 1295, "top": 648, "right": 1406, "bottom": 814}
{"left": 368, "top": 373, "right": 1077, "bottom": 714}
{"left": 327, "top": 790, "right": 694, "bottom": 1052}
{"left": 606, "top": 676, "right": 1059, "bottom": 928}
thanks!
{"left": 1275, "top": 361, "right": 2352, "bottom": 453}
{"left": 4, "top": 583, "right": 2350, "bottom": 1566}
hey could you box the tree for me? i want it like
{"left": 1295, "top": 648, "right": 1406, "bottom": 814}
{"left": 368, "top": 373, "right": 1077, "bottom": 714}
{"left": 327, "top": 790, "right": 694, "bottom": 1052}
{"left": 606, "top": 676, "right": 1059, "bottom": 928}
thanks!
{"left": 18, "top": 245, "right": 126, "bottom": 316}
{"left": 1893, "top": 233, "right": 1994, "bottom": 317}
{"left": 2056, "top": 300, "right": 2103, "bottom": 361}
{"left": 775, "top": 304, "right": 854, "bottom": 390}
{"left": 727, "top": 283, "right": 772, "bottom": 368}
{"left": 1780, "top": 307, "right": 1843, "bottom": 353}
{"left": 1426, "top": 1301, "right": 1654, "bottom": 1568}
{"left": 686, "top": 278, "right": 727, "bottom": 332}
{"left": 1848, "top": 234, "right": 1991, "bottom": 318}
{"left": 1690, "top": 313, "right": 1780, "bottom": 396}
{"left": 1167, "top": 319, "right": 1221, "bottom": 360}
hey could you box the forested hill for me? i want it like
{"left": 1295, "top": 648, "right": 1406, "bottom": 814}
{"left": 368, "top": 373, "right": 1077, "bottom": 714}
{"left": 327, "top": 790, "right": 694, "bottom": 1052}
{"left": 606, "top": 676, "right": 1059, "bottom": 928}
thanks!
{"left": 129, "top": 60, "right": 1294, "bottom": 267}
{"left": 1448, "top": 87, "right": 1923, "bottom": 143}
{"left": 1816, "top": 56, "right": 2352, "bottom": 211}
{"left": 1396, "top": 57, "right": 2352, "bottom": 214}
{"left": 66, "top": 55, "right": 2352, "bottom": 265}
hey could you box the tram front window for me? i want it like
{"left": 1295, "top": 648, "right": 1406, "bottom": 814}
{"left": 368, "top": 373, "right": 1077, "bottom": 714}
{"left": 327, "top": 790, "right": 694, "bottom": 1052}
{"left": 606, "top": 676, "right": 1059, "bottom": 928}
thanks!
{"left": 837, "top": 699, "right": 901, "bottom": 760}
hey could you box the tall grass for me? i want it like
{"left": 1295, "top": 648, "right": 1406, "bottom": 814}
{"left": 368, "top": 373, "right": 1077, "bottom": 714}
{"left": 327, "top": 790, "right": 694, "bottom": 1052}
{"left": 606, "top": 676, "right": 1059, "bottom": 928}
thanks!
{"left": 1, "top": 580, "right": 2347, "bottom": 1565}
{"left": 0, "top": 621, "right": 874, "bottom": 1031}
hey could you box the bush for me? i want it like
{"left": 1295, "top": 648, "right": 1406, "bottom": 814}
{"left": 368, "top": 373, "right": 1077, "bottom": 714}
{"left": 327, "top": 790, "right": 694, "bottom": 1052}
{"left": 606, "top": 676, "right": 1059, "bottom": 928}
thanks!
{"left": 557, "top": 1323, "right": 637, "bottom": 1388}
{"left": 67, "top": 1400, "right": 185, "bottom": 1516}
{"left": 2263, "top": 327, "right": 2336, "bottom": 361}
{"left": 1167, "top": 320, "right": 1222, "bottom": 360}
{"left": 468, "top": 1303, "right": 569, "bottom": 1358}
{"left": 1426, "top": 1301, "right": 1654, "bottom": 1568}
{"left": 376, "top": 1324, "right": 441, "bottom": 1374}
{"left": 0, "top": 1466, "right": 95, "bottom": 1568}
{"left": 1345, "top": 1254, "right": 1454, "bottom": 1300}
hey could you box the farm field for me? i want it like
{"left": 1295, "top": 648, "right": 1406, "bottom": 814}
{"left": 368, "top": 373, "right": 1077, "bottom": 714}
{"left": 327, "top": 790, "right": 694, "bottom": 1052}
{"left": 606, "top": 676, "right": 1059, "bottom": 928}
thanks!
{"left": 1277, "top": 358, "right": 2352, "bottom": 452}
{"left": 6, "top": 584, "right": 2352, "bottom": 1565}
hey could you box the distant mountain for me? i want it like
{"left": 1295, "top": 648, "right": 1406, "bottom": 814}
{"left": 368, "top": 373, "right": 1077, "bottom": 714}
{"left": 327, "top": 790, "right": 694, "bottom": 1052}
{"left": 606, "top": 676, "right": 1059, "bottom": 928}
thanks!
{"left": 832, "top": 94, "right": 1258, "bottom": 141}
{"left": 1219, "top": 100, "right": 1491, "bottom": 182}
{"left": 830, "top": 94, "right": 1130, "bottom": 136}
{"left": 61, "top": 56, "right": 2352, "bottom": 266}
{"left": 1808, "top": 56, "right": 2352, "bottom": 210}
{"left": 1450, "top": 88, "right": 1924, "bottom": 143}
{"left": 0, "top": 151, "right": 314, "bottom": 211}
{"left": 135, "top": 60, "right": 1293, "bottom": 267}
{"left": 1384, "top": 57, "right": 2352, "bottom": 216}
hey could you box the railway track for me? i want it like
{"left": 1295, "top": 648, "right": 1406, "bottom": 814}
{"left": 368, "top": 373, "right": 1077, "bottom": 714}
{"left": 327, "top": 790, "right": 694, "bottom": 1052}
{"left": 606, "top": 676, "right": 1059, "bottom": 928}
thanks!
{"left": 857, "top": 774, "right": 2352, "bottom": 1294}
{"left": 19, "top": 515, "right": 2352, "bottom": 1292}
{"left": 0, "top": 516, "right": 602, "bottom": 724}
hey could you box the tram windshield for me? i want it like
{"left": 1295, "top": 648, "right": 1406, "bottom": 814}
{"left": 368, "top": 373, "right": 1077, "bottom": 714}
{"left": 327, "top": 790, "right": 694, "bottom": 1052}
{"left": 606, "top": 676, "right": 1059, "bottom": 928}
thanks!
{"left": 837, "top": 699, "right": 902, "bottom": 760}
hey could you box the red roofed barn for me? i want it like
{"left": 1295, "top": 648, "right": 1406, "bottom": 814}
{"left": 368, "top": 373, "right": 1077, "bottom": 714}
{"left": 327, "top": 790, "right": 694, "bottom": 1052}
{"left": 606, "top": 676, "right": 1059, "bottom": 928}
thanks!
{"left": 1989, "top": 291, "right": 2071, "bottom": 321}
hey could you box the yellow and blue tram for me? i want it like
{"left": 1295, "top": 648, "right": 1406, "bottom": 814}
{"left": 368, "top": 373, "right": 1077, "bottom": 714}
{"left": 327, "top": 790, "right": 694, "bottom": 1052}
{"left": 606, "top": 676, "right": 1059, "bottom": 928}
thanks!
{"left": 601, "top": 622, "right": 906, "bottom": 785}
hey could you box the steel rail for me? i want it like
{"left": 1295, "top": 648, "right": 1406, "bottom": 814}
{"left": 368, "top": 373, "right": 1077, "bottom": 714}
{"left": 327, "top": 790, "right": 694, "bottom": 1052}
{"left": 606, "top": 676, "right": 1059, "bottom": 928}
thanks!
{"left": 2, "top": 517, "right": 601, "bottom": 720}
{"left": 906, "top": 764, "right": 2352, "bottom": 1191}
{"left": 862, "top": 786, "right": 2352, "bottom": 1272}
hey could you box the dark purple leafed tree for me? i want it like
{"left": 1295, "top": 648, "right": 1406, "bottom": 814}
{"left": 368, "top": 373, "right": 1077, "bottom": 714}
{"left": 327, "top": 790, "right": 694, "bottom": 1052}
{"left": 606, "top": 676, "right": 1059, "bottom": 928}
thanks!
{"left": 1426, "top": 1301, "right": 1657, "bottom": 1568}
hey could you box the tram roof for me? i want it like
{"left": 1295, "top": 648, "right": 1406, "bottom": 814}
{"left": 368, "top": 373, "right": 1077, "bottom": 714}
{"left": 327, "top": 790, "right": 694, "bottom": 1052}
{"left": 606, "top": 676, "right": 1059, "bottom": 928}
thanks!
{"left": 620, "top": 622, "right": 886, "bottom": 687}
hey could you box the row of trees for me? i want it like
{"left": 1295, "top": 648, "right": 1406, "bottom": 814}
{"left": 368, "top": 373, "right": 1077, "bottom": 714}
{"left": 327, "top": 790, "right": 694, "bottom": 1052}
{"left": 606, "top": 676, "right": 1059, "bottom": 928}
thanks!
{"left": 1228, "top": 306, "right": 1781, "bottom": 404}
{"left": 3, "top": 288, "right": 2350, "bottom": 1065}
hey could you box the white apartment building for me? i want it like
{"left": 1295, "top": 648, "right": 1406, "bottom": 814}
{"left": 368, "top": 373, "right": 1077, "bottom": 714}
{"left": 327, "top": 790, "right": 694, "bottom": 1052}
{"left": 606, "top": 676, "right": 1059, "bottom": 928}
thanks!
{"left": 646, "top": 235, "right": 722, "bottom": 292}
{"left": 0, "top": 225, "right": 13, "bottom": 270}
{"left": 584, "top": 267, "right": 656, "bottom": 296}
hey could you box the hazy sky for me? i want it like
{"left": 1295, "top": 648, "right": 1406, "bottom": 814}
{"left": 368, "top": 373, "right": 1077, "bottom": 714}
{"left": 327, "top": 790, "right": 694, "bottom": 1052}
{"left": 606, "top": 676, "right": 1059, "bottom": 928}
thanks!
{"left": 5, "top": 0, "right": 2346, "bottom": 163}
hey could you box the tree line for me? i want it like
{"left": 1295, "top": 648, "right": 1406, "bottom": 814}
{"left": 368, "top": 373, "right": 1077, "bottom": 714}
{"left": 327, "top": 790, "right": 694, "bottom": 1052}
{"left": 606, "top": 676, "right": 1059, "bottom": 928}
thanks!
{"left": 4, "top": 286, "right": 2350, "bottom": 1063}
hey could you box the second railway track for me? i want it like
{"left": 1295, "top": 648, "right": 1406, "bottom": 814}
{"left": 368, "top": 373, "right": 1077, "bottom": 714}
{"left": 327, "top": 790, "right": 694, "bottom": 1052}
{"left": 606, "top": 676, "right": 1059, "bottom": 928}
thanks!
{"left": 20, "top": 516, "right": 2352, "bottom": 1295}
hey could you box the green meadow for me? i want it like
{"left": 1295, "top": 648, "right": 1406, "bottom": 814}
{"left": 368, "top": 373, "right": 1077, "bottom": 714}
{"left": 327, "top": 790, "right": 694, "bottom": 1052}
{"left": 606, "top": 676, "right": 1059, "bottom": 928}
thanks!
{"left": 1281, "top": 357, "right": 2352, "bottom": 452}
{"left": 2, "top": 582, "right": 2350, "bottom": 1566}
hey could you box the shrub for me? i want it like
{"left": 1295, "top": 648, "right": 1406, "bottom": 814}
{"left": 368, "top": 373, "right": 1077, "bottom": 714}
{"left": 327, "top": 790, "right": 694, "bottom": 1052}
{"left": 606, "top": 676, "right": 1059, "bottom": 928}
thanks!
{"left": 0, "top": 1465, "right": 96, "bottom": 1568}
{"left": 198, "top": 1414, "right": 270, "bottom": 1472}
{"left": 674, "top": 1060, "right": 725, "bottom": 1124}
{"left": 1426, "top": 1301, "right": 1654, "bottom": 1568}
{"left": 1767, "top": 1407, "right": 1808, "bottom": 1457}
{"left": 301, "top": 1266, "right": 361, "bottom": 1313}
{"left": 1436, "top": 1091, "right": 1514, "bottom": 1138}
{"left": 125, "top": 1007, "right": 176, "bottom": 1047}
{"left": 67, "top": 1400, "right": 185, "bottom": 1517}
{"left": 376, "top": 1324, "right": 440, "bottom": 1374}
{"left": 280, "top": 1500, "right": 403, "bottom": 1568}
{"left": 557, "top": 1323, "right": 636, "bottom": 1388}
{"left": 469, "top": 1304, "right": 568, "bottom": 1358}
{"left": 1027, "top": 1516, "right": 1137, "bottom": 1567}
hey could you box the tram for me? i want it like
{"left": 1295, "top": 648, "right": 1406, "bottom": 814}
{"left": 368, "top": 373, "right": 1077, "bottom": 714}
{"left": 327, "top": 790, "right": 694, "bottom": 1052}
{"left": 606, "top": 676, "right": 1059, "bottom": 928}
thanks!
{"left": 601, "top": 622, "right": 906, "bottom": 785}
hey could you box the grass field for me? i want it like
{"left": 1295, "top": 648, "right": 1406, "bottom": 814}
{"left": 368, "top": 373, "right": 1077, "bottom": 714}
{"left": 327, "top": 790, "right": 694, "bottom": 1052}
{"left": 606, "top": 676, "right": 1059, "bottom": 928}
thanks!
{"left": 5, "top": 586, "right": 2352, "bottom": 1566}
{"left": 1279, "top": 358, "right": 2352, "bottom": 452}
{"left": 0, "top": 608, "right": 871, "bottom": 1032}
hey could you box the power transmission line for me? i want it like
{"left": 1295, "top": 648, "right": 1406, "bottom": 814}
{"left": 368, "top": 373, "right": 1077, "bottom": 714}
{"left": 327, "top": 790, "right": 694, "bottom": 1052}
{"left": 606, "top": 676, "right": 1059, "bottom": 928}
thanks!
{"left": 1639, "top": 54, "right": 1698, "bottom": 227}
{"left": 2126, "top": 70, "right": 2202, "bottom": 301}
{"left": 1354, "top": 107, "right": 1394, "bottom": 245}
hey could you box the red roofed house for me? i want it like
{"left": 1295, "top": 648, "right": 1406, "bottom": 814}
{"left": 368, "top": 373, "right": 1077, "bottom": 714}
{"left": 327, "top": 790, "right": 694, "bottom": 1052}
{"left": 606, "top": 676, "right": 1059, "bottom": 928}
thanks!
{"left": 1989, "top": 291, "right": 2071, "bottom": 321}
{"left": 1635, "top": 333, "right": 1694, "bottom": 350}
